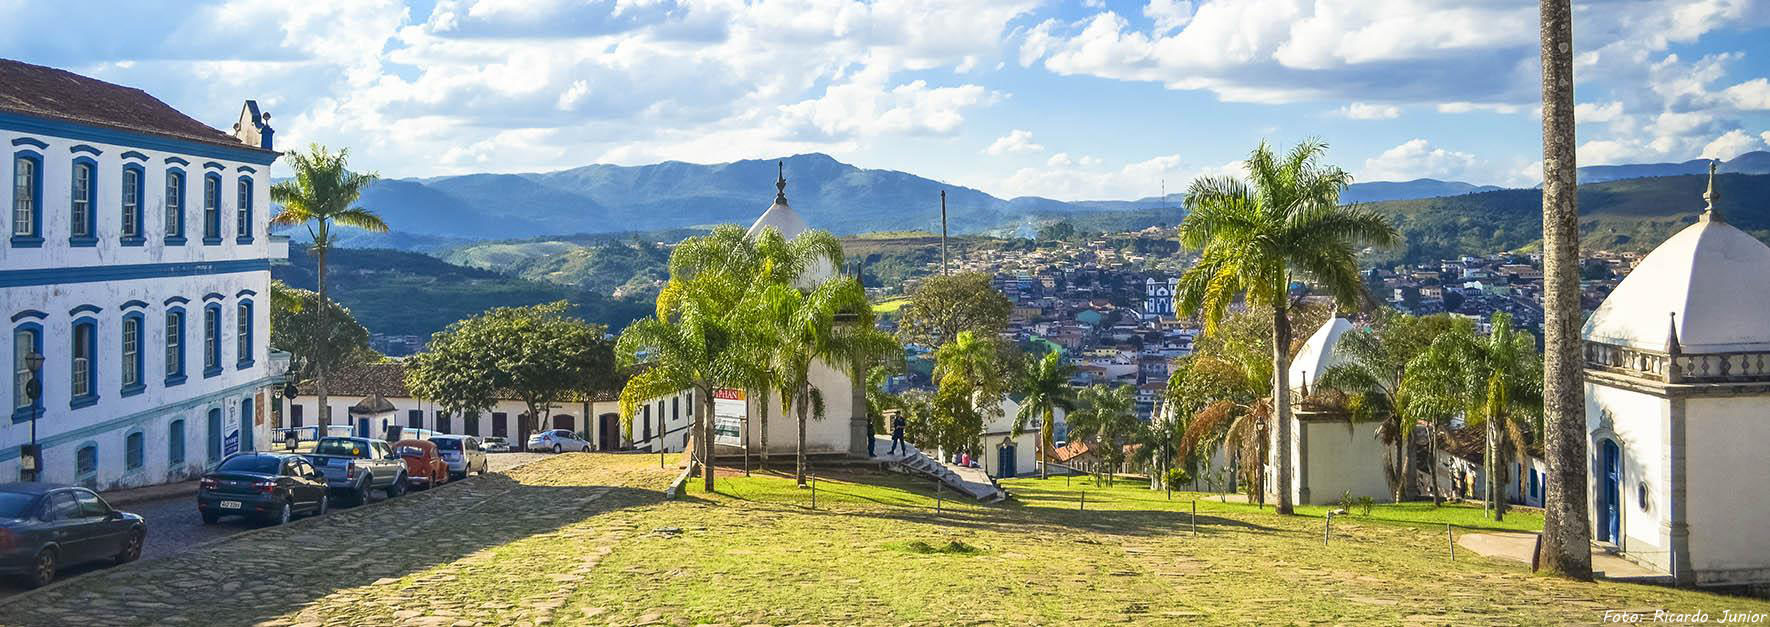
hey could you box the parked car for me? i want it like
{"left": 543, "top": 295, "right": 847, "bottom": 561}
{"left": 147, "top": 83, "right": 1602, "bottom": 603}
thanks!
{"left": 305, "top": 437, "right": 408, "bottom": 505}
{"left": 431, "top": 436, "right": 489, "bottom": 479}
{"left": 0, "top": 483, "right": 145, "bottom": 589}
{"left": 197, "top": 453, "right": 330, "bottom": 525}
{"left": 480, "top": 437, "right": 511, "bottom": 453}
{"left": 527, "top": 429, "right": 592, "bottom": 453}
{"left": 393, "top": 439, "right": 448, "bottom": 490}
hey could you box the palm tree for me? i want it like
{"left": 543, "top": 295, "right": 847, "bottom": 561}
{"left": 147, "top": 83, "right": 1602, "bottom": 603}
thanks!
{"left": 931, "top": 330, "right": 1009, "bottom": 461}
{"left": 1175, "top": 139, "right": 1398, "bottom": 514}
{"left": 270, "top": 144, "right": 385, "bottom": 429}
{"left": 1131, "top": 406, "right": 1186, "bottom": 491}
{"left": 1410, "top": 313, "right": 1542, "bottom": 521}
{"left": 1013, "top": 350, "right": 1076, "bottom": 479}
{"left": 1538, "top": 0, "right": 1593, "bottom": 580}
{"left": 1066, "top": 384, "right": 1137, "bottom": 487}
{"left": 1317, "top": 312, "right": 1457, "bottom": 502}
{"left": 751, "top": 278, "right": 898, "bottom": 487}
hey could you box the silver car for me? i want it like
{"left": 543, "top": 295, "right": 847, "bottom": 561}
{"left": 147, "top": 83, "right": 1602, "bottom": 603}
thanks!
{"left": 430, "top": 436, "right": 488, "bottom": 479}
{"left": 527, "top": 429, "right": 592, "bottom": 453}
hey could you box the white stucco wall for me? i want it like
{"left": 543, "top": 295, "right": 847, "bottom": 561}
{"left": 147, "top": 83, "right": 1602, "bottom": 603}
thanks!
{"left": 1298, "top": 419, "right": 1391, "bottom": 505}
{"left": 1683, "top": 395, "right": 1770, "bottom": 581}
{"left": 286, "top": 394, "right": 625, "bottom": 450}
{"left": 1585, "top": 383, "right": 1670, "bottom": 570}
{"left": 721, "top": 360, "right": 859, "bottom": 457}
{"left": 977, "top": 396, "right": 1055, "bottom": 478}
{"left": 2, "top": 124, "right": 278, "bottom": 490}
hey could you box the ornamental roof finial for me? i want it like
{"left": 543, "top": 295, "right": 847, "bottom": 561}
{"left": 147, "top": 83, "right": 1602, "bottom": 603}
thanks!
{"left": 775, "top": 161, "right": 787, "bottom": 204}
{"left": 1666, "top": 311, "right": 1682, "bottom": 356}
{"left": 1702, "top": 159, "right": 1723, "bottom": 223}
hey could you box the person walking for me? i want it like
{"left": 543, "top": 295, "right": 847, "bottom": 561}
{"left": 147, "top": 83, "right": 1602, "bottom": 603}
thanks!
{"left": 888, "top": 412, "right": 907, "bottom": 455}
{"left": 866, "top": 415, "right": 877, "bottom": 457}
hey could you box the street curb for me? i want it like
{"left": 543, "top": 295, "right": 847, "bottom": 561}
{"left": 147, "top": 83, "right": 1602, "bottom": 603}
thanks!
{"left": 0, "top": 454, "right": 553, "bottom": 610}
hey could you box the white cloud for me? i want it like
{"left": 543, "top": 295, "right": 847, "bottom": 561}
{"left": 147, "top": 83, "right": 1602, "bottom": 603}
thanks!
{"left": 1701, "top": 129, "right": 1767, "bottom": 160}
{"left": 987, "top": 153, "right": 1244, "bottom": 201}
{"left": 1437, "top": 101, "right": 1523, "bottom": 115}
{"left": 1575, "top": 101, "right": 1624, "bottom": 123}
{"left": 556, "top": 79, "right": 590, "bottom": 111}
{"left": 1143, "top": 0, "right": 1195, "bottom": 35}
{"left": 1335, "top": 102, "right": 1399, "bottom": 119}
{"left": 1723, "top": 78, "right": 1770, "bottom": 110}
{"left": 1046, "top": 152, "right": 1102, "bottom": 167}
{"left": 1360, "top": 139, "right": 1480, "bottom": 182}
{"left": 985, "top": 129, "right": 1045, "bottom": 155}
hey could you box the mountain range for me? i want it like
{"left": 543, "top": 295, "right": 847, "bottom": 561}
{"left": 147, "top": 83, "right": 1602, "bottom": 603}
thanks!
{"left": 1577, "top": 150, "right": 1770, "bottom": 184}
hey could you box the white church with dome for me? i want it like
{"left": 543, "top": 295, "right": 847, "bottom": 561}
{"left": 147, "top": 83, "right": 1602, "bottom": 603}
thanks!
{"left": 1581, "top": 163, "right": 1770, "bottom": 587}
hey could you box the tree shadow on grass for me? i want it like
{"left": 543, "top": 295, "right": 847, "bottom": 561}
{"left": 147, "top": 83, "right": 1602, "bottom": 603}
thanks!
{"left": 0, "top": 466, "right": 674, "bottom": 627}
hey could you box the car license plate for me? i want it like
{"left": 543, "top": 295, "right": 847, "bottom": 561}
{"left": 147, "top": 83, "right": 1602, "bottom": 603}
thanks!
{"left": 220, "top": 501, "right": 242, "bottom": 509}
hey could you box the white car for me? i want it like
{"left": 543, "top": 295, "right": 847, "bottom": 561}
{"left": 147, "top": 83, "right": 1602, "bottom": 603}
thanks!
{"left": 527, "top": 429, "right": 592, "bottom": 453}
{"left": 479, "top": 437, "right": 511, "bottom": 453}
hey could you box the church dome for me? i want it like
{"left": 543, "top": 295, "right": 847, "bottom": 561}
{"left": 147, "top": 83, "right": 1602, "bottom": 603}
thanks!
{"left": 1583, "top": 167, "right": 1770, "bottom": 354}
{"left": 746, "top": 161, "right": 810, "bottom": 240}
{"left": 1290, "top": 317, "right": 1354, "bottom": 392}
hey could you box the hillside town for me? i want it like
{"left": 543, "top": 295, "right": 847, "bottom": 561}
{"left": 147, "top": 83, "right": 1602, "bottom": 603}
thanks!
{"left": 4, "top": 2, "right": 1770, "bottom": 624}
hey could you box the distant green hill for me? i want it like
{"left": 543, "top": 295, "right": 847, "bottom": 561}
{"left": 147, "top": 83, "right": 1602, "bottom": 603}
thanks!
{"left": 273, "top": 246, "right": 652, "bottom": 339}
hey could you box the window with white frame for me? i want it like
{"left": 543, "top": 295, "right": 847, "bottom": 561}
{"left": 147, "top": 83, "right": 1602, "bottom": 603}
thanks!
{"left": 13, "top": 156, "right": 36, "bottom": 237}
{"left": 202, "top": 174, "right": 220, "bottom": 242}
{"left": 121, "top": 166, "right": 141, "bottom": 239}
{"left": 71, "top": 322, "right": 94, "bottom": 400}
{"left": 165, "top": 170, "right": 184, "bottom": 239}
{"left": 236, "top": 301, "right": 252, "bottom": 366}
{"left": 203, "top": 306, "right": 219, "bottom": 373}
{"left": 166, "top": 310, "right": 184, "bottom": 378}
{"left": 13, "top": 327, "right": 37, "bottom": 411}
{"left": 122, "top": 316, "right": 140, "bottom": 389}
{"left": 71, "top": 161, "right": 93, "bottom": 238}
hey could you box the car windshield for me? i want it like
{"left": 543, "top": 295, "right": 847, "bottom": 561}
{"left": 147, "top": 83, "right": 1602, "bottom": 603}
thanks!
{"left": 313, "top": 439, "right": 369, "bottom": 457}
{"left": 433, "top": 438, "right": 462, "bottom": 451}
{"left": 0, "top": 492, "right": 37, "bottom": 518}
{"left": 394, "top": 445, "right": 427, "bottom": 458}
{"left": 218, "top": 455, "right": 282, "bottom": 474}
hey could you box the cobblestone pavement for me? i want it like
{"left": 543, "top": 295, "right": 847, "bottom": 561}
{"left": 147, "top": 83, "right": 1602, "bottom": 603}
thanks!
{"left": 0, "top": 451, "right": 557, "bottom": 603}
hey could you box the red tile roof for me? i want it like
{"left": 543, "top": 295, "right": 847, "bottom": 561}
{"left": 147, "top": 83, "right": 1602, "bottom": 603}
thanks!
{"left": 0, "top": 58, "right": 271, "bottom": 153}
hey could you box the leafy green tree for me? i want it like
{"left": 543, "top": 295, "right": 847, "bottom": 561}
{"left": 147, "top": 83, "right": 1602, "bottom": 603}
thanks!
{"left": 751, "top": 278, "right": 899, "bottom": 486}
{"left": 269, "top": 281, "right": 376, "bottom": 384}
{"left": 930, "top": 330, "right": 1011, "bottom": 458}
{"left": 1317, "top": 312, "right": 1459, "bottom": 502}
{"left": 1066, "top": 384, "right": 1138, "bottom": 486}
{"left": 1176, "top": 139, "right": 1398, "bottom": 514}
{"left": 898, "top": 272, "right": 1012, "bottom": 347}
{"left": 1013, "top": 350, "right": 1076, "bottom": 479}
{"left": 405, "top": 302, "right": 613, "bottom": 447}
{"left": 1131, "top": 403, "right": 1186, "bottom": 491}
{"left": 1037, "top": 221, "right": 1077, "bottom": 241}
{"left": 271, "top": 144, "right": 386, "bottom": 428}
{"left": 1408, "top": 312, "right": 1542, "bottom": 521}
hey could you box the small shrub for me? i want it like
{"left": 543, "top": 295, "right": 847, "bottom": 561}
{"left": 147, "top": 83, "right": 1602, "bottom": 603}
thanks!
{"left": 1339, "top": 490, "right": 1356, "bottom": 511}
{"left": 1164, "top": 467, "right": 1191, "bottom": 491}
{"left": 1357, "top": 496, "right": 1375, "bottom": 516}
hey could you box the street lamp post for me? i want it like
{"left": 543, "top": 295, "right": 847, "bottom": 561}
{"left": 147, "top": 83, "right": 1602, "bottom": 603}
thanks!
{"left": 21, "top": 351, "right": 44, "bottom": 482}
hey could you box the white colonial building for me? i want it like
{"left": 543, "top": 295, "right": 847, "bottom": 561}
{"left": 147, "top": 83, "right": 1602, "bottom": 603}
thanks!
{"left": 1581, "top": 165, "right": 1770, "bottom": 587}
{"left": 1270, "top": 317, "right": 1394, "bottom": 505}
{"left": 2, "top": 60, "right": 285, "bottom": 490}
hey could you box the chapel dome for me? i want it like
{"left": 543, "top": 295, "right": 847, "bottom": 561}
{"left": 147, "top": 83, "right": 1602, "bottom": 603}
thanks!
{"left": 746, "top": 162, "right": 810, "bottom": 241}
{"left": 1583, "top": 166, "right": 1770, "bottom": 354}
{"left": 1290, "top": 317, "right": 1354, "bottom": 392}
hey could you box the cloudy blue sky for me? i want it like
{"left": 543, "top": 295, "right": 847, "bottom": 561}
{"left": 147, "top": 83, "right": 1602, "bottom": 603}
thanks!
{"left": 5, "top": 0, "right": 1768, "bottom": 200}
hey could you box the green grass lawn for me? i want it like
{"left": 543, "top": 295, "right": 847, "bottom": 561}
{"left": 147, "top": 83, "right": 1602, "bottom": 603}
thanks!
{"left": 871, "top": 298, "right": 911, "bottom": 313}
{"left": 1000, "top": 475, "right": 1546, "bottom": 533}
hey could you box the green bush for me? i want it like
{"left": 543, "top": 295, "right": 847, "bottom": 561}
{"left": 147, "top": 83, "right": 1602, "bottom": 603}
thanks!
{"left": 1164, "top": 467, "right": 1192, "bottom": 491}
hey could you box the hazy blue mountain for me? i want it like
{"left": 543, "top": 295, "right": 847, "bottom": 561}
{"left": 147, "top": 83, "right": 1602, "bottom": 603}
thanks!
{"left": 1578, "top": 150, "right": 1770, "bottom": 184}
{"left": 1339, "top": 179, "right": 1504, "bottom": 204}
{"left": 355, "top": 178, "right": 553, "bottom": 239}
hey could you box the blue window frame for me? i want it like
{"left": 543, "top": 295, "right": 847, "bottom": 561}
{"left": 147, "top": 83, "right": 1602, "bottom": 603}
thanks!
{"left": 169, "top": 419, "right": 186, "bottom": 465}
{"left": 164, "top": 307, "right": 187, "bottom": 386}
{"left": 69, "top": 157, "right": 98, "bottom": 246}
{"left": 12, "top": 322, "right": 43, "bottom": 423}
{"left": 202, "top": 303, "right": 222, "bottom": 377}
{"left": 201, "top": 172, "right": 221, "bottom": 245}
{"left": 120, "top": 312, "right": 145, "bottom": 396}
{"left": 120, "top": 163, "right": 145, "bottom": 245}
{"left": 70, "top": 317, "right": 98, "bottom": 409}
{"left": 126, "top": 429, "right": 144, "bottom": 470}
{"left": 235, "top": 177, "right": 253, "bottom": 243}
{"left": 164, "top": 168, "right": 185, "bottom": 245}
{"left": 11, "top": 150, "right": 44, "bottom": 247}
{"left": 235, "top": 300, "right": 254, "bottom": 368}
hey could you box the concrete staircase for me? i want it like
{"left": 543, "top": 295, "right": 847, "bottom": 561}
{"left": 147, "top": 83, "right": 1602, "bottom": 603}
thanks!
{"left": 873, "top": 436, "right": 1004, "bottom": 502}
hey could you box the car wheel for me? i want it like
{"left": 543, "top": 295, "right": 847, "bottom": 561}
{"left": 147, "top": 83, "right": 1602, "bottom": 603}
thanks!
{"left": 271, "top": 500, "right": 292, "bottom": 526}
{"left": 354, "top": 480, "right": 371, "bottom": 506}
{"left": 553, "top": 444, "right": 562, "bottom": 454}
{"left": 201, "top": 511, "right": 221, "bottom": 525}
{"left": 21, "top": 548, "right": 56, "bottom": 589}
{"left": 114, "top": 529, "right": 144, "bottom": 564}
{"left": 387, "top": 475, "right": 406, "bottom": 498}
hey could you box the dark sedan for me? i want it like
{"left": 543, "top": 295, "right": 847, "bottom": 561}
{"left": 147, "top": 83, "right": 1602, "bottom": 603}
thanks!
{"left": 197, "top": 453, "right": 330, "bottom": 526}
{"left": 0, "top": 483, "right": 145, "bottom": 589}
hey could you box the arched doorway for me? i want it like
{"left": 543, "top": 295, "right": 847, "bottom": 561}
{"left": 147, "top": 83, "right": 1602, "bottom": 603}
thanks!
{"left": 997, "top": 442, "right": 1017, "bottom": 478}
{"left": 552, "top": 414, "right": 576, "bottom": 433}
{"left": 1599, "top": 439, "right": 1622, "bottom": 543}
{"left": 598, "top": 413, "right": 620, "bottom": 450}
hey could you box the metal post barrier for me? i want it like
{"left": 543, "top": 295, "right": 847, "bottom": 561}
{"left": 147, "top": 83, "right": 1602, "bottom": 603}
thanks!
{"left": 935, "top": 482, "right": 943, "bottom": 516}
{"left": 1080, "top": 491, "right": 1086, "bottom": 511}
{"left": 1191, "top": 500, "right": 1197, "bottom": 537}
{"left": 1324, "top": 514, "right": 1333, "bottom": 546}
{"left": 811, "top": 475, "right": 817, "bottom": 510}
{"left": 1447, "top": 524, "right": 1455, "bottom": 560}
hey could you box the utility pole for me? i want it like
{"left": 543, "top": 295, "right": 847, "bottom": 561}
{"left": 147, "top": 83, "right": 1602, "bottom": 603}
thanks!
{"left": 940, "top": 190, "right": 949, "bottom": 276}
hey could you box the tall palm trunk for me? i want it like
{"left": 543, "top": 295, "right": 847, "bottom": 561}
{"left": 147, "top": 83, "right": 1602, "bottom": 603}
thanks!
{"left": 1393, "top": 427, "right": 1408, "bottom": 502}
{"left": 314, "top": 234, "right": 330, "bottom": 429}
{"left": 1485, "top": 417, "right": 1501, "bottom": 521}
{"left": 1538, "top": 0, "right": 1593, "bottom": 580}
{"left": 702, "top": 389, "right": 715, "bottom": 492}
{"left": 1428, "top": 424, "right": 1445, "bottom": 506}
{"left": 1039, "top": 407, "right": 1052, "bottom": 479}
{"left": 758, "top": 388, "right": 771, "bottom": 470}
{"left": 1271, "top": 297, "right": 1295, "bottom": 515}
{"left": 795, "top": 384, "right": 809, "bottom": 487}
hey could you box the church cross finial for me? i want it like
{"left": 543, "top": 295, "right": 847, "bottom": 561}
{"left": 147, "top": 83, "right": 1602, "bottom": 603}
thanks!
{"left": 1702, "top": 159, "right": 1723, "bottom": 223}
{"left": 775, "top": 161, "right": 788, "bottom": 204}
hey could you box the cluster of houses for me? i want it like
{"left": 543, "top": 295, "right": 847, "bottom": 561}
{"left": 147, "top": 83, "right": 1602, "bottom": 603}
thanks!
{"left": 1369, "top": 250, "right": 1645, "bottom": 336}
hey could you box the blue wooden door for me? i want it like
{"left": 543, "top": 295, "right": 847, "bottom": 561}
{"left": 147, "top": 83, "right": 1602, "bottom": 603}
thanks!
{"left": 998, "top": 444, "right": 1016, "bottom": 477}
{"left": 241, "top": 399, "right": 254, "bottom": 452}
{"left": 357, "top": 417, "right": 370, "bottom": 438}
{"left": 207, "top": 408, "right": 222, "bottom": 464}
{"left": 1601, "top": 440, "right": 1621, "bottom": 542}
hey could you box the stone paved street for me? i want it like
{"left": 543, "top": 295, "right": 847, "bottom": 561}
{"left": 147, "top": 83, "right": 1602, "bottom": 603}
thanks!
{"left": 0, "top": 451, "right": 585, "bottom": 615}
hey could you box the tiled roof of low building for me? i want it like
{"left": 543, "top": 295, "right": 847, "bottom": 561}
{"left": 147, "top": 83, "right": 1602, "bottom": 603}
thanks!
{"left": 0, "top": 58, "right": 273, "bottom": 153}
{"left": 294, "top": 360, "right": 619, "bottom": 402}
